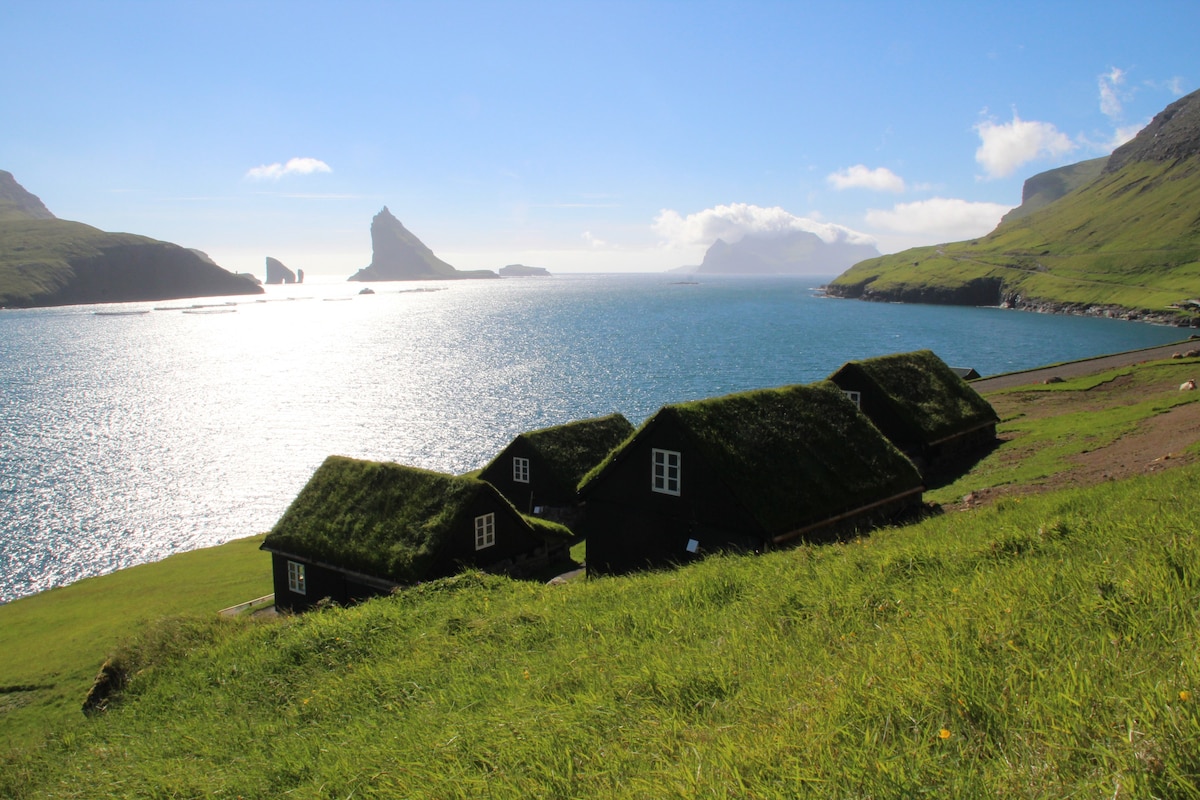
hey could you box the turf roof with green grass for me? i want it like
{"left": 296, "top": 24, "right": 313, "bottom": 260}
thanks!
{"left": 485, "top": 413, "right": 633, "bottom": 485}
{"left": 581, "top": 381, "right": 923, "bottom": 535}
{"left": 830, "top": 350, "right": 998, "bottom": 445}
{"left": 263, "top": 456, "right": 566, "bottom": 585}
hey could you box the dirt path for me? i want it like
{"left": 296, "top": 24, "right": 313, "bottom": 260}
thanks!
{"left": 956, "top": 344, "right": 1200, "bottom": 508}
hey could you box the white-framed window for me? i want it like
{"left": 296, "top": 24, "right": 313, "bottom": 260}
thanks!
{"left": 475, "top": 513, "right": 496, "bottom": 550}
{"left": 652, "top": 448, "right": 681, "bottom": 495}
{"left": 843, "top": 390, "right": 862, "bottom": 409}
{"left": 513, "top": 456, "right": 530, "bottom": 483}
{"left": 287, "top": 560, "right": 307, "bottom": 595}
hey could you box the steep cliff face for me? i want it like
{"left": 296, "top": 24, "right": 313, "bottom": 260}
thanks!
{"left": 999, "top": 157, "right": 1108, "bottom": 224}
{"left": 0, "top": 171, "right": 262, "bottom": 308}
{"left": 828, "top": 274, "right": 1005, "bottom": 306}
{"left": 1104, "top": 89, "right": 1200, "bottom": 171}
{"left": 348, "top": 207, "right": 497, "bottom": 281}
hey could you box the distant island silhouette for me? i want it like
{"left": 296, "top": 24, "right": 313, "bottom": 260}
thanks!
{"left": 673, "top": 229, "right": 879, "bottom": 276}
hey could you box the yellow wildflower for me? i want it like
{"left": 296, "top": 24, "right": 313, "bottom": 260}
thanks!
{"left": 1180, "top": 690, "right": 1192, "bottom": 702}
{"left": 938, "top": 728, "right": 952, "bottom": 740}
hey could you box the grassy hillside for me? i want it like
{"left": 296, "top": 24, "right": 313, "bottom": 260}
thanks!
{"left": 3, "top": 358, "right": 1200, "bottom": 796}
{"left": 828, "top": 90, "right": 1200, "bottom": 322}
{"left": 829, "top": 158, "right": 1200, "bottom": 320}
{"left": 998, "top": 156, "right": 1108, "bottom": 224}
{"left": 0, "top": 218, "right": 132, "bottom": 305}
{"left": 4, "top": 468, "right": 1199, "bottom": 797}
{"left": 0, "top": 535, "right": 271, "bottom": 748}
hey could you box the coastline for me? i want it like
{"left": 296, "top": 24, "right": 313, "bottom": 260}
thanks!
{"left": 821, "top": 284, "right": 1200, "bottom": 329}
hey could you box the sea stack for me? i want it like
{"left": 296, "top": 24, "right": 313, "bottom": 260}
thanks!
{"left": 347, "top": 207, "right": 498, "bottom": 281}
{"left": 265, "top": 257, "right": 297, "bottom": 284}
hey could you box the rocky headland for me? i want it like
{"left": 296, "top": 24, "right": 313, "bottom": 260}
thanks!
{"left": 0, "top": 171, "right": 262, "bottom": 308}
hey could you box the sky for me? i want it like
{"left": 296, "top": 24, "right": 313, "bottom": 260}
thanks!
{"left": 2, "top": 0, "right": 1196, "bottom": 276}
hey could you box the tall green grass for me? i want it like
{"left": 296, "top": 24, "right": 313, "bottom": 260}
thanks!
{"left": 5, "top": 466, "right": 1199, "bottom": 797}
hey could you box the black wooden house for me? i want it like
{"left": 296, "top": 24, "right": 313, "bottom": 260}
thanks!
{"left": 577, "top": 382, "right": 924, "bottom": 576}
{"left": 262, "top": 456, "right": 570, "bottom": 611}
{"left": 478, "top": 413, "right": 634, "bottom": 519}
{"left": 828, "top": 349, "right": 998, "bottom": 478}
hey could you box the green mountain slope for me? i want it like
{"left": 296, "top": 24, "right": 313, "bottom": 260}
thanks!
{"left": 827, "top": 89, "right": 1200, "bottom": 324}
{"left": 0, "top": 171, "right": 262, "bottom": 308}
{"left": 998, "top": 156, "right": 1108, "bottom": 224}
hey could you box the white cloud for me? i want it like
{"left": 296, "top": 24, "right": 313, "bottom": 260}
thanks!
{"left": 827, "top": 165, "right": 906, "bottom": 193}
{"left": 582, "top": 231, "right": 607, "bottom": 248}
{"left": 974, "top": 112, "right": 1075, "bottom": 179}
{"left": 245, "top": 157, "right": 332, "bottom": 180}
{"left": 866, "top": 197, "right": 1012, "bottom": 239}
{"left": 653, "top": 202, "right": 876, "bottom": 248}
{"left": 1099, "top": 67, "right": 1126, "bottom": 120}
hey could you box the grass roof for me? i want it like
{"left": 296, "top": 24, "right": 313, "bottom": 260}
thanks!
{"left": 263, "top": 456, "right": 527, "bottom": 584}
{"left": 832, "top": 350, "right": 998, "bottom": 443}
{"left": 504, "top": 413, "right": 634, "bottom": 485}
{"left": 582, "top": 382, "right": 922, "bottom": 535}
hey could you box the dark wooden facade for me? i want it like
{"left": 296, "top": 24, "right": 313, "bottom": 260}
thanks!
{"left": 828, "top": 351, "right": 998, "bottom": 478}
{"left": 579, "top": 384, "right": 924, "bottom": 576}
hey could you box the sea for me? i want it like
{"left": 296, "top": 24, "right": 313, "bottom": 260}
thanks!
{"left": 0, "top": 273, "right": 1190, "bottom": 603}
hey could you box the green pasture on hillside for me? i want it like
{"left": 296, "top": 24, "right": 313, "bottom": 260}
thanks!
{"left": 927, "top": 358, "right": 1200, "bottom": 504}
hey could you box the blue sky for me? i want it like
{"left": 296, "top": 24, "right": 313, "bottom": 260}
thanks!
{"left": 2, "top": 1, "right": 1195, "bottom": 276}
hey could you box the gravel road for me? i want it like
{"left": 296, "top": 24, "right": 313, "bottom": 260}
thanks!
{"left": 971, "top": 336, "right": 1200, "bottom": 392}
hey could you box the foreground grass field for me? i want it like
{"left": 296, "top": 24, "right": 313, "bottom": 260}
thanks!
{"left": 3, "top": 465, "right": 1199, "bottom": 797}
{"left": 3, "top": 358, "right": 1200, "bottom": 796}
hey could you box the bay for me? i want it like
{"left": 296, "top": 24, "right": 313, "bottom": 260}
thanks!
{"left": 0, "top": 273, "right": 1189, "bottom": 602}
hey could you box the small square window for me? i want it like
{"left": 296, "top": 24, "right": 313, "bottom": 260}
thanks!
{"left": 513, "top": 457, "right": 530, "bottom": 483}
{"left": 652, "top": 449, "right": 681, "bottom": 495}
{"left": 843, "top": 390, "right": 861, "bottom": 409}
{"left": 287, "top": 561, "right": 307, "bottom": 595}
{"left": 475, "top": 513, "right": 496, "bottom": 550}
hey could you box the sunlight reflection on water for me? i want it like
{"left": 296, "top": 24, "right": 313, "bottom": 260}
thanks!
{"left": 0, "top": 274, "right": 1189, "bottom": 601}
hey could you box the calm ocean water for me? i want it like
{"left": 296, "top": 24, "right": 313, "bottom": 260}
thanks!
{"left": 0, "top": 273, "right": 1189, "bottom": 602}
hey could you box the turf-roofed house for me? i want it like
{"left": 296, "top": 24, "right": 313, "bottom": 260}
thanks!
{"left": 262, "top": 456, "right": 572, "bottom": 611}
{"left": 828, "top": 349, "right": 998, "bottom": 479}
{"left": 577, "top": 382, "right": 925, "bottom": 576}
{"left": 478, "top": 413, "right": 634, "bottom": 522}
